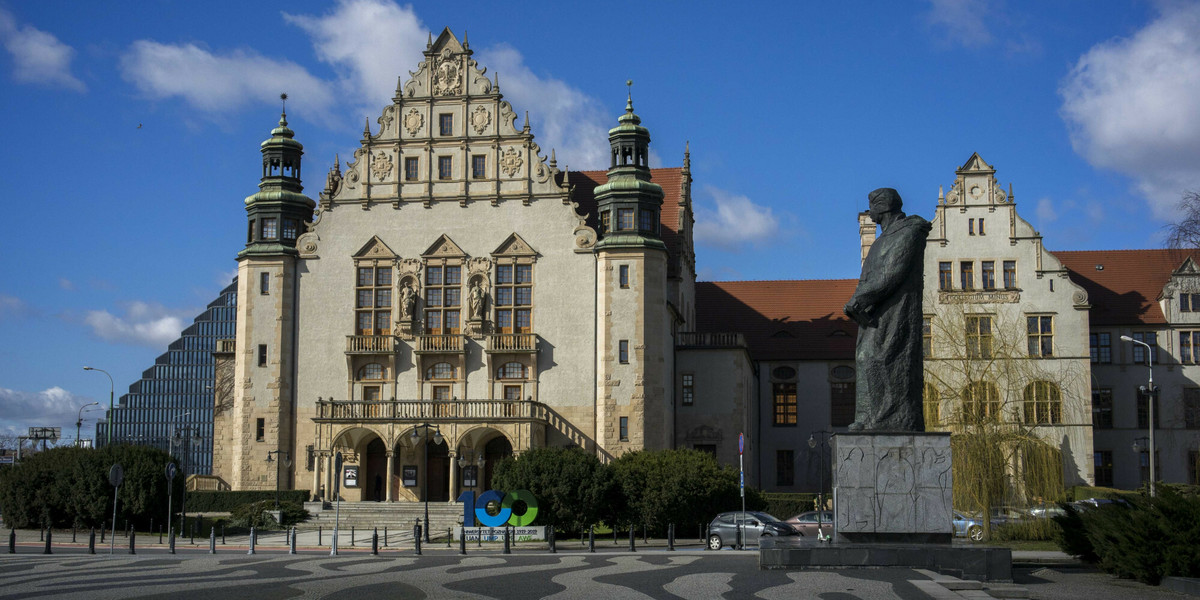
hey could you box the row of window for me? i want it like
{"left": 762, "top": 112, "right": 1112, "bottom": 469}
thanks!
{"left": 1090, "top": 331, "right": 1160, "bottom": 364}
{"left": 938, "top": 260, "right": 1017, "bottom": 291}
{"left": 599, "top": 207, "right": 659, "bottom": 236}
{"left": 1092, "top": 387, "right": 1200, "bottom": 429}
{"left": 247, "top": 217, "right": 300, "bottom": 244}
{"left": 352, "top": 361, "right": 529, "bottom": 382}
{"left": 1092, "top": 450, "right": 1200, "bottom": 488}
{"left": 401, "top": 154, "right": 491, "bottom": 181}
{"left": 921, "top": 314, "right": 1055, "bottom": 359}
{"left": 771, "top": 382, "right": 856, "bottom": 427}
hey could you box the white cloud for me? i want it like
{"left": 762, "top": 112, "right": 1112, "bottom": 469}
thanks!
{"left": 0, "top": 386, "right": 94, "bottom": 440}
{"left": 84, "top": 301, "right": 192, "bottom": 348}
{"left": 283, "top": 0, "right": 427, "bottom": 117}
{"left": 1035, "top": 197, "right": 1057, "bottom": 223}
{"left": 1060, "top": 2, "right": 1200, "bottom": 219}
{"left": 0, "top": 8, "right": 85, "bottom": 91}
{"left": 119, "top": 40, "right": 335, "bottom": 121}
{"left": 924, "top": 0, "right": 993, "bottom": 48}
{"left": 58, "top": 277, "right": 75, "bottom": 291}
{"left": 693, "top": 186, "right": 782, "bottom": 251}
{"left": 0, "top": 293, "right": 34, "bottom": 319}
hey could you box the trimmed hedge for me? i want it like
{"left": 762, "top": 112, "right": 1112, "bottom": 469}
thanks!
{"left": 186, "top": 490, "right": 310, "bottom": 512}
{"left": 761, "top": 493, "right": 820, "bottom": 520}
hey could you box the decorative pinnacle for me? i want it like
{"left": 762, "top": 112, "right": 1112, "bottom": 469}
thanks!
{"left": 626, "top": 79, "right": 633, "bottom": 112}
{"left": 1008, "top": 182, "right": 1014, "bottom": 201}
{"left": 463, "top": 30, "right": 469, "bottom": 49}
{"left": 549, "top": 149, "right": 557, "bottom": 168}
{"left": 683, "top": 141, "right": 690, "bottom": 171}
{"left": 280, "top": 93, "right": 289, "bottom": 125}
{"left": 363, "top": 117, "right": 371, "bottom": 137}
{"left": 427, "top": 32, "right": 432, "bottom": 49}
{"left": 523, "top": 111, "right": 530, "bottom": 132}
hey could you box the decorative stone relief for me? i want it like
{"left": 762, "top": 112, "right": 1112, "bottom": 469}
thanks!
{"left": 500, "top": 147, "right": 523, "bottom": 177}
{"left": 404, "top": 108, "right": 424, "bottom": 136}
{"left": 371, "top": 152, "right": 393, "bottom": 181}
{"left": 297, "top": 232, "right": 319, "bottom": 258}
{"left": 573, "top": 224, "right": 597, "bottom": 249}
{"left": 471, "top": 106, "right": 491, "bottom": 134}
{"left": 433, "top": 50, "right": 462, "bottom": 96}
{"left": 833, "top": 433, "right": 952, "bottom": 539}
{"left": 466, "top": 256, "right": 493, "bottom": 281}
{"left": 378, "top": 105, "right": 395, "bottom": 134}
{"left": 945, "top": 182, "right": 961, "bottom": 205}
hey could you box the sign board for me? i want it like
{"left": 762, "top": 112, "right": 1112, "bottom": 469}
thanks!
{"left": 738, "top": 432, "right": 745, "bottom": 455}
{"left": 0, "top": 456, "right": 14, "bottom": 465}
{"left": 343, "top": 465, "right": 359, "bottom": 488}
{"left": 28, "top": 427, "right": 60, "bottom": 441}
{"left": 108, "top": 464, "right": 124, "bottom": 488}
{"left": 402, "top": 465, "right": 417, "bottom": 487}
{"left": 454, "top": 526, "right": 546, "bottom": 542}
{"left": 333, "top": 452, "right": 343, "bottom": 495}
{"left": 166, "top": 463, "right": 177, "bottom": 481}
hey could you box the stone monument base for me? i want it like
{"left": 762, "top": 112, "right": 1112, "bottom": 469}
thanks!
{"left": 759, "top": 538, "right": 1013, "bottom": 582}
{"left": 832, "top": 432, "right": 953, "bottom": 544}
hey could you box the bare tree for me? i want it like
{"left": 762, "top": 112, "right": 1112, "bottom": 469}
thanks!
{"left": 1166, "top": 190, "right": 1200, "bottom": 249}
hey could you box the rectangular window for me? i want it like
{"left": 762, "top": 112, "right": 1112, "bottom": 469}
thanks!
{"left": 1092, "top": 388, "right": 1113, "bottom": 429}
{"left": 960, "top": 261, "right": 974, "bottom": 290}
{"left": 619, "top": 416, "right": 629, "bottom": 442}
{"left": 439, "top": 113, "right": 453, "bottom": 136}
{"left": 1182, "top": 331, "right": 1200, "bottom": 364}
{"left": 282, "top": 219, "right": 298, "bottom": 240}
{"left": 831, "top": 382, "right": 855, "bottom": 427}
{"left": 981, "top": 261, "right": 996, "bottom": 290}
{"left": 619, "top": 265, "right": 629, "bottom": 289}
{"left": 600, "top": 211, "right": 611, "bottom": 234}
{"left": 494, "top": 263, "right": 533, "bottom": 334}
{"left": 1027, "top": 315, "right": 1053, "bottom": 357}
{"left": 256, "top": 418, "right": 265, "bottom": 442}
{"left": 260, "top": 272, "right": 270, "bottom": 295}
{"left": 1131, "top": 332, "right": 1159, "bottom": 364}
{"left": 1090, "top": 332, "right": 1112, "bottom": 364}
{"left": 1189, "top": 451, "right": 1200, "bottom": 485}
{"left": 248, "top": 219, "right": 256, "bottom": 243}
{"left": 939, "top": 262, "right": 952, "bottom": 291}
{"left": 1185, "top": 388, "right": 1200, "bottom": 429}
{"left": 433, "top": 385, "right": 451, "bottom": 401}
{"left": 425, "top": 263, "right": 459, "bottom": 334}
{"left": 639, "top": 209, "right": 655, "bottom": 233}
{"left": 618, "top": 340, "right": 629, "bottom": 364}
{"left": 1003, "top": 260, "right": 1017, "bottom": 289}
{"left": 405, "top": 157, "right": 418, "bottom": 181}
{"left": 1137, "top": 386, "right": 1159, "bottom": 429}
{"left": 1139, "top": 450, "right": 1160, "bottom": 485}
{"left": 355, "top": 265, "right": 392, "bottom": 336}
{"left": 772, "top": 382, "right": 797, "bottom": 426}
{"left": 1094, "top": 451, "right": 1113, "bottom": 488}
{"left": 681, "top": 373, "right": 694, "bottom": 406}
{"left": 979, "top": 218, "right": 985, "bottom": 235}
{"left": 438, "top": 156, "right": 452, "bottom": 180}
{"left": 257, "top": 344, "right": 267, "bottom": 367}
{"left": 922, "top": 316, "right": 933, "bottom": 358}
{"left": 503, "top": 385, "right": 521, "bottom": 401}
{"left": 1182, "top": 293, "right": 1200, "bottom": 312}
{"left": 966, "top": 315, "right": 993, "bottom": 359}
{"left": 262, "top": 217, "right": 278, "bottom": 240}
{"left": 969, "top": 218, "right": 975, "bottom": 235}
{"left": 617, "top": 208, "right": 634, "bottom": 230}
{"left": 776, "top": 449, "right": 795, "bottom": 487}
{"left": 471, "top": 154, "right": 486, "bottom": 179}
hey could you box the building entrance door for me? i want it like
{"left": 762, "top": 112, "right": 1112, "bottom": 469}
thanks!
{"left": 426, "top": 439, "right": 450, "bottom": 502}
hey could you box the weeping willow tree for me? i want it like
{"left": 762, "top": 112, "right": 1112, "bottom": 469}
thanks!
{"left": 924, "top": 303, "right": 1083, "bottom": 539}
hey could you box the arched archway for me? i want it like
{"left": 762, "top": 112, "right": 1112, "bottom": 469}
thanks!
{"left": 484, "top": 435, "right": 513, "bottom": 491}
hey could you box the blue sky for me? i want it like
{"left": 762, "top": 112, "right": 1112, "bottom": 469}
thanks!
{"left": 2, "top": 0, "right": 1199, "bottom": 443}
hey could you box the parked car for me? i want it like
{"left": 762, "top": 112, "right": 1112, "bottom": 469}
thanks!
{"left": 1028, "top": 504, "right": 1067, "bottom": 519}
{"left": 707, "top": 511, "right": 796, "bottom": 549}
{"left": 953, "top": 511, "right": 985, "bottom": 541}
{"left": 785, "top": 511, "right": 833, "bottom": 537}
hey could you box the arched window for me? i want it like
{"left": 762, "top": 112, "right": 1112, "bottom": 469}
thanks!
{"left": 497, "top": 362, "right": 526, "bottom": 379}
{"left": 963, "top": 381, "right": 1000, "bottom": 424}
{"left": 1023, "top": 381, "right": 1062, "bottom": 424}
{"left": 923, "top": 383, "right": 940, "bottom": 427}
{"left": 357, "top": 363, "right": 384, "bottom": 380}
{"left": 426, "top": 362, "right": 455, "bottom": 380}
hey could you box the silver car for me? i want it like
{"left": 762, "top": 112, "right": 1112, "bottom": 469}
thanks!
{"left": 707, "top": 511, "right": 796, "bottom": 549}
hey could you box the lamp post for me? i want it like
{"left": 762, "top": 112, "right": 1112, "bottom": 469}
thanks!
{"left": 266, "top": 450, "right": 292, "bottom": 509}
{"left": 808, "top": 430, "right": 831, "bottom": 540}
{"left": 82, "top": 367, "right": 114, "bottom": 445}
{"left": 76, "top": 401, "right": 100, "bottom": 448}
{"left": 1121, "top": 335, "right": 1156, "bottom": 497}
{"left": 411, "top": 423, "right": 443, "bottom": 543}
{"left": 172, "top": 421, "right": 201, "bottom": 533}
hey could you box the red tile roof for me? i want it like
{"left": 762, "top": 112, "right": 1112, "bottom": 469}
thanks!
{"left": 564, "top": 168, "right": 685, "bottom": 277}
{"left": 695, "top": 280, "right": 859, "bottom": 361}
{"left": 1053, "top": 249, "right": 1195, "bottom": 326}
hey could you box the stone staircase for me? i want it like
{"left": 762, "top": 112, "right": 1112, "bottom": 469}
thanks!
{"left": 300, "top": 501, "right": 464, "bottom": 540}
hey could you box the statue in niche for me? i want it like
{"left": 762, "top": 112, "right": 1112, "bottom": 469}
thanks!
{"left": 469, "top": 280, "right": 484, "bottom": 320}
{"left": 843, "top": 188, "right": 932, "bottom": 432}
{"left": 399, "top": 281, "right": 416, "bottom": 322}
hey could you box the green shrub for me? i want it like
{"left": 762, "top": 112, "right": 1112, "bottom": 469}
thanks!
{"left": 230, "top": 501, "right": 280, "bottom": 529}
{"left": 608, "top": 448, "right": 753, "bottom": 535}
{"left": 186, "top": 490, "right": 309, "bottom": 512}
{"left": 992, "top": 518, "right": 1059, "bottom": 542}
{"left": 490, "top": 447, "right": 611, "bottom": 531}
{"left": 1051, "top": 503, "right": 1097, "bottom": 562}
{"left": 761, "top": 493, "right": 819, "bottom": 520}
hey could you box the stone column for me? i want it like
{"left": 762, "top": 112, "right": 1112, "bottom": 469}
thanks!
{"left": 448, "top": 451, "right": 458, "bottom": 501}
{"left": 311, "top": 451, "right": 321, "bottom": 500}
{"left": 385, "top": 451, "right": 395, "bottom": 502}
{"left": 325, "top": 454, "right": 334, "bottom": 500}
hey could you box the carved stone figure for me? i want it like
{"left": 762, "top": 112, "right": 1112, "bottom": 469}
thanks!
{"left": 400, "top": 282, "right": 416, "bottom": 322}
{"left": 469, "top": 280, "right": 484, "bottom": 320}
{"left": 843, "top": 188, "right": 932, "bottom": 431}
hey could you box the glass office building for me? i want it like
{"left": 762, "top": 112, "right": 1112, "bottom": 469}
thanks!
{"left": 96, "top": 279, "right": 237, "bottom": 476}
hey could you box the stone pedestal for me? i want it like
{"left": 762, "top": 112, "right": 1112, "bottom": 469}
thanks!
{"left": 832, "top": 432, "right": 952, "bottom": 544}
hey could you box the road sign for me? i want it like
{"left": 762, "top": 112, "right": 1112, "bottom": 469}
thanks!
{"left": 738, "top": 432, "right": 745, "bottom": 455}
{"left": 0, "top": 456, "right": 14, "bottom": 465}
{"left": 166, "top": 463, "right": 177, "bottom": 481}
{"left": 334, "top": 452, "right": 344, "bottom": 495}
{"left": 28, "top": 427, "right": 60, "bottom": 441}
{"left": 109, "top": 464, "right": 124, "bottom": 488}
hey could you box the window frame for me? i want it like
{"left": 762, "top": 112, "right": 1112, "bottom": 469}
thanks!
{"left": 681, "top": 373, "right": 694, "bottom": 406}
{"left": 261, "top": 217, "right": 278, "bottom": 240}
{"left": 1090, "top": 332, "right": 1112, "bottom": 364}
{"left": 830, "top": 381, "right": 855, "bottom": 427}
{"left": 1026, "top": 315, "right": 1053, "bottom": 358}
{"left": 1131, "top": 331, "right": 1159, "bottom": 364}
{"left": 494, "top": 260, "right": 533, "bottom": 334}
{"left": 439, "top": 113, "right": 453, "bottom": 136}
{"left": 354, "top": 263, "right": 393, "bottom": 336}
{"left": 966, "top": 315, "right": 993, "bottom": 359}
{"left": 960, "top": 261, "right": 974, "bottom": 291}
{"left": 260, "top": 272, "right": 270, "bottom": 295}
{"left": 257, "top": 344, "right": 267, "bottom": 367}
{"left": 619, "top": 265, "right": 629, "bottom": 289}
{"left": 471, "top": 154, "right": 486, "bottom": 179}
{"left": 617, "top": 208, "right": 634, "bottom": 231}
{"left": 939, "top": 262, "right": 952, "bottom": 291}
{"left": 1094, "top": 450, "right": 1114, "bottom": 487}
{"left": 404, "top": 157, "right": 419, "bottom": 181}
{"left": 1023, "top": 380, "right": 1062, "bottom": 425}
{"left": 1092, "top": 387, "right": 1113, "bottom": 429}
{"left": 772, "top": 382, "right": 797, "bottom": 427}
{"left": 963, "top": 380, "right": 1000, "bottom": 424}
{"left": 618, "top": 340, "right": 629, "bottom": 364}
{"left": 424, "top": 261, "right": 461, "bottom": 335}
{"left": 776, "top": 449, "right": 795, "bottom": 487}
{"left": 438, "top": 155, "right": 452, "bottom": 180}
{"left": 981, "top": 260, "right": 996, "bottom": 290}
{"left": 1003, "top": 260, "right": 1017, "bottom": 289}
{"left": 619, "top": 416, "right": 629, "bottom": 442}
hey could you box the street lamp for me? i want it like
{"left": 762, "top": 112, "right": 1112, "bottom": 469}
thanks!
{"left": 76, "top": 401, "right": 100, "bottom": 448}
{"left": 808, "top": 430, "right": 831, "bottom": 540}
{"left": 1120, "top": 335, "right": 1156, "bottom": 497}
{"left": 82, "top": 367, "right": 114, "bottom": 445}
{"left": 172, "top": 421, "right": 202, "bottom": 534}
{"left": 266, "top": 450, "right": 292, "bottom": 509}
{"left": 411, "top": 423, "right": 443, "bottom": 543}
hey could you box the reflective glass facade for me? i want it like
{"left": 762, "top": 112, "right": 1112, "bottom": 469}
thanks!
{"left": 96, "top": 279, "right": 237, "bottom": 476}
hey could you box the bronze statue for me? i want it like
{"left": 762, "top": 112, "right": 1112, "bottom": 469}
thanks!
{"left": 843, "top": 188, "right": 931, "bottom": 431}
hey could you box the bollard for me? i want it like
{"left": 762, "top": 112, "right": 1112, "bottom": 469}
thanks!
{"left": 549, "top": 525, "right": 556, "bottom": 554}
{"left": 503, "top": 527, "right": 510, "bottom": 554}
{"left": 414, "top": 524, "right": 422, "bottom": 555}
{"left": 629, "top": 525, "right": 635, "bottom": 552}
{"left": 318, "top": 526, "right": 322, "bottom": 546}
{"left": 100, "top": 524, "right": 106, "bottom": 544}
{"left": 129, "top": 530, "right": 136, "bottom": 555}
{"left": 44, "top": 528, "right": 52, "bottom": 554}
{"left": 8, "top": 528, "right": 14, "bottom": 554}
{"left": 488, "top": 527, "right": 494, "bottom": 547}
{"left": 248, "top": 527, "right": 256, "bottom": 555}
{"left": 372, "top": 528, "right": 379, "bottom": 556}
{"left": 668, "top": 523, "right": 675, "bottom": 551}
{"left": 168, "top": 526, "right": 175, "bottom": 554}
{"left": 159, "top": 525, "right": 163, "bottom": 544}
{"left": 351, "top": 526, "right": 355, "bottom": 547}
{"left": 73, "top": 527, "right": 77, "bottom": 543}
{"left": 209, "top": 527, "right": 216, "bottom": 554}
{"left": 459, "top": 528, "right": 466, "bottom": 555}
{"left": 643, "top": 524, "right": 647, "bottom": 544}
{"left": 39, "top": 527, "right": 44, "bottom": 542}
{"left": 384, "top": 526, "right": 388, "bottom": 547}
{"left": 588, "top": 525, "right": 595, "bottom": 553}
{"left": 289, "top": 527, "right": 297, "bottom": 555}
{"left": 613, "top": 528, "right": 617, "bottom": 545}
{"left": 149, "top": 519, "right": 153, "bottom": 541}
{"left": 88, "top": 529, "right": 95, "bottom": 554}
{"left": 222, "top": 524, "right": 226, "bottom": 545}
{"left": 446, "top": 527, "right": 451, "bottom": 548}
{"left": 191, "top": 520, "right": 196, "bottom": 545}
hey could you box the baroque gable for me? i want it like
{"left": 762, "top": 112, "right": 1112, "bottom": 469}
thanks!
{"left": 422, "top": 234, "right": 467, "bottom": 258}
{"left": 491, "top": 232, "right": 538, "bottom": 258}
{"left": 352, "top": 236, "right": 397, "bottom": 260}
